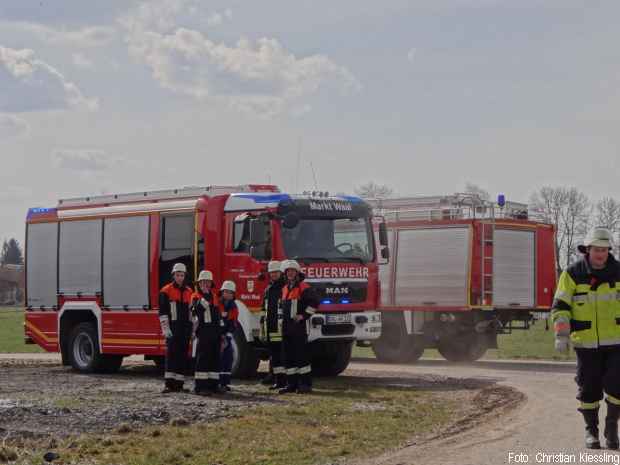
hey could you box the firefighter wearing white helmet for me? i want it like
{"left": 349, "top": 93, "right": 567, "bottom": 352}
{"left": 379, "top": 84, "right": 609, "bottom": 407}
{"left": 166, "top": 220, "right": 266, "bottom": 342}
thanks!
{"left": 159, "top": 263, "right": 193, "bottom": 393}
{"left": 191, "top": 270, "right": 222, "bottom": 395}
{"left": 260, "top": 261, "right": 287, "bottom": 389}
{"left": 218, "top": 280, "right": 239, "bottom": 391}
{"left": 279, "top": 259, "right": 320, "bottom": 394}
{"left": 552, "top": 227, "right": 620, "bottom": 449}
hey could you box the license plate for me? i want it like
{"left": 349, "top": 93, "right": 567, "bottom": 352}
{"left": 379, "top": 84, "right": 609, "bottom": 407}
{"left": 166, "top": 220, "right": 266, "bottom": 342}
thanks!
{"left": 326, "top": 314, "right": 351, "bottom": 324}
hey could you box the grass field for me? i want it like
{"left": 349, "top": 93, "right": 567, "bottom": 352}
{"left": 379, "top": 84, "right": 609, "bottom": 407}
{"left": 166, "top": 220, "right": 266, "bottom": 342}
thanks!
{"left": 8, "top": 378, "right": 456, "bottom": 465}
{"left": 0, "top": 307, "right": 43, "bottom": 353}
{"left": 353, "top": 319, "right": 576, "bottom": 361}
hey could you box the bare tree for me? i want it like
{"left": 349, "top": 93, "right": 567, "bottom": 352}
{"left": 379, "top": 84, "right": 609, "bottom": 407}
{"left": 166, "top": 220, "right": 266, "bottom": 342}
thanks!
{"left": 355, "top": 182, "right": 394, "bottom": 200}
{"left": 562, "top": 188, "right": 591, "bottom": 267}
{"left": 530, "top": 186, "right": 591, "bottom": 271}
{"left": 464, "top": 182, "right": 490, "bottom": 201}
{"left": 530, "top": 187, "right": 568, "bottom": 272}
{"left": 594, "top": 197, "right": 620, "bottom": 232}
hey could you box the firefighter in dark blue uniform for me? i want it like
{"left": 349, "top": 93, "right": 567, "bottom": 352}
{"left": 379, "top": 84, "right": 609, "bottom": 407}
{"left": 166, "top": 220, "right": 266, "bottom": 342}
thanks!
{"left": 219, "top": 280, "right": 239, "bottom": 391}
{"left": 260, "top": 260, "right": 287, "bottom": 389}
{"left": 191, "top": 270, "right": 223, "bottom": 395}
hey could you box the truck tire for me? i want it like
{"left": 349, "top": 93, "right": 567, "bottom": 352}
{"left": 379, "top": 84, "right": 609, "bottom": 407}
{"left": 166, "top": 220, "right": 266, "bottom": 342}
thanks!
{"left": 312, "top": 341, "right": 353, "bottom": 377}
{"left": 231, "top": 330, "right": 260, "bottom": 379}
{"left": 438, "top": 333, "right": 487, "bottom": 363}
{"left": 371, "top": 313, "right": 425, "bottom": 363}
{"left": 68, "top": 322, "right": 123, "bottom": 373}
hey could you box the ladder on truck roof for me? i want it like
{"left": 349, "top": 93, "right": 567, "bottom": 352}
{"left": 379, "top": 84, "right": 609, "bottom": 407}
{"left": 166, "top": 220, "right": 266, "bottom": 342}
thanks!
{"left": 369, "top": 194, "right": 529, "bottom": 221}
{"left": 57, "top": 184, "right": 280, "bottom": 209}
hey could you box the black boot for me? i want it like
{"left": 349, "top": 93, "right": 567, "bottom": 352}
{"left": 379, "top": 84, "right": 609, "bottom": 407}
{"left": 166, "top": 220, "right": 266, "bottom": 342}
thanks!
{"left": 278, "top": 374, "right": 298, "bottom": 394}
{"left": 261, "top": 372, "right": 275, "bottom": 386}
{"left": 605, "top": 402, "right": 620, "bottom": 450}
{"left": 579, "top": 408, "right": 601, "bottom": 449}
{"left": 270, "top": 373, "right": 287, "bottom": 390}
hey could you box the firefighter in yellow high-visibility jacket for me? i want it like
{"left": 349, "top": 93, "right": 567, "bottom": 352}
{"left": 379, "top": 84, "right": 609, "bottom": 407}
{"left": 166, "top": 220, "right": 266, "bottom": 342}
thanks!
{"left": 551, "top": 227, "right": 620, "bottom": 450}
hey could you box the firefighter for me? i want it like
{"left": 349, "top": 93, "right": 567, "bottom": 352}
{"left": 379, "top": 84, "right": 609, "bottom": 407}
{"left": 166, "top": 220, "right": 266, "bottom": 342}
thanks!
{"left": 260, "top": 260, "right": 287, "bottom": 390}
{"left": 219, "top": 280, "right": 239, "bottom": 391}
{"left": 191, "top": 270, "right": 222, "bottom": 395}
{"left": 552, "top": 227, "right": 620, "bottom": 450}
{"left": 159, "top": 263, "right": 194, "bottom": 393}
{"left": 279, "top": 259, "right": 319, "bottom": 394}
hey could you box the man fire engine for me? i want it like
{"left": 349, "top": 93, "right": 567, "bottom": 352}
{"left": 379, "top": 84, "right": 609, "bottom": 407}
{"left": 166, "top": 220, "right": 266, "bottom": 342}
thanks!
{"left": 23, "top": 185, "right": 385, "bottom": 378}
{"left": 552, "top": 227, "right": 620, "bottom": 450}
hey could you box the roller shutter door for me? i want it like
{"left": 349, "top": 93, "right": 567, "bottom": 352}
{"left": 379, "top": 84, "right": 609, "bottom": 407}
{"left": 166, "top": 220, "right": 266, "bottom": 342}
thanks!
{"left": 493, "top": 229, "right": 535, "bottom": 308}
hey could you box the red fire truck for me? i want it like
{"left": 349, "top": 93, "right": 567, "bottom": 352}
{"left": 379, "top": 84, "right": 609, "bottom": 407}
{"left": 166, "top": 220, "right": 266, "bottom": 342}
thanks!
{"left": 370, "top": 194, "right": 557, "bottom": 363}
{"left": 24, "top": 185, "right": 386, "bottom": 376}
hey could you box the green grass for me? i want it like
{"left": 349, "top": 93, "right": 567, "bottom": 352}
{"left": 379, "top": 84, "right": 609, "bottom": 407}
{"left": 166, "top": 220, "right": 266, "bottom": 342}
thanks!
{"left": 0, "top": 307, "right": 43, "bottom": 353}
{"left": 14, "top": 378, "right": 456, "bottom": 465}
{"left": 354, "top": 319, "right": 575, "bottom": 362}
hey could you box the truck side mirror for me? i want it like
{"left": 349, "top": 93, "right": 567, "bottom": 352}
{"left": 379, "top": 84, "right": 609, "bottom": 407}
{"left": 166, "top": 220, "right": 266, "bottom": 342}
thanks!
{"left": 378, "top": 221, "right": 390, "bottom": 264}
{"left": 282, "top": 212, "right": 300, "bottom": 229}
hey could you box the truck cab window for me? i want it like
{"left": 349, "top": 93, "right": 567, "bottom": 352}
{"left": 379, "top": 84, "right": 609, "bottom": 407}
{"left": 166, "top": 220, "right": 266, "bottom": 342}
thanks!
{"left": 232, "top": 214, "right": 271, "bottom": 260}
{"left": 160, "top": 214, "right": 194, "bottom": 287}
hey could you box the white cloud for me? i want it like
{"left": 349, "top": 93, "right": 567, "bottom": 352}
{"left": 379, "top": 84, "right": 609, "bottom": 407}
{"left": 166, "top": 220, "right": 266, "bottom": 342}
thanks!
{"left": 0, "top": 46, "right": 98, "bottom": 113}
{"left": 72, "top": 53, "right": 94, "bottom": 70}
{"left": 51, "top": 149, "right": 120, "bottom": 173}
{"left": 0, "top": 186, "right": 32, "bottom": 201}
{"left": 120, "top": 0, "right": 361, "bottom": 118}
{"left": 0, "top": 113, "right": 30, "bottom": 138}
{"left": 407, "top": 48, "right": 417, "bottom": 62}
{"left": 11, "top": 22, "right": 116, "bottom": 48}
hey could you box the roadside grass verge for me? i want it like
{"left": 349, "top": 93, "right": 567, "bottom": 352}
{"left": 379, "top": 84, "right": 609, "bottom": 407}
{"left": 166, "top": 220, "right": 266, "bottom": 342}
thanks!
{"left": 15, "top": 378, "right": 458, "bottom": 465}
{"left": 354, "top": 319, "right": 575, "bottom": 362}
{"left": 0, "top": 308, "right": 42, "bottom": 353}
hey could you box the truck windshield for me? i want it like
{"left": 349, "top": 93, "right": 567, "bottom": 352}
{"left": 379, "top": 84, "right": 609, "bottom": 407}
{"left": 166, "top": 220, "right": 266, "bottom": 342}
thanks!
{"left": 282, "top": 218, "right": 374, "bottom": 263}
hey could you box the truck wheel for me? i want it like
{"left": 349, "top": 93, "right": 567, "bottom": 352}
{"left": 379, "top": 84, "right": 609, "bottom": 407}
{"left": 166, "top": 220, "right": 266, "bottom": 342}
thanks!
{"left": 371, "top": 313, "right": 425, "bottom": 363}
{"left": 68, "top": 322, "right": 123, "bottom": 373}
{"left": 231, "top": 330, "right": 260, "bottom": 379}
{"left": 312, "top": 341, "right": 353, "bottom": 377}
{"left": 438, "top": 333, "right": 487, "bottom": 363}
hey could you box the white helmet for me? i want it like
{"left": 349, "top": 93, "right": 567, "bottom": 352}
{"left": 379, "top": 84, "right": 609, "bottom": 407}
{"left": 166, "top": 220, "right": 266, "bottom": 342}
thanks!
{"left": 268, "top": 261, "right": 282, "bottom": 273}
{"left": 197, "top": 270, "right": 213, "bottom": 282}
{"left": 220, "top": 280, "right": 236, "bottom": 293}
{"left": 171, "top": 263, "right": 187, "bottom": 274}
{"left": 579, "top": 227, "right": 615, "bottom": 253}
{"left": 281, "top": 259, "right": 301, "bottom": 273}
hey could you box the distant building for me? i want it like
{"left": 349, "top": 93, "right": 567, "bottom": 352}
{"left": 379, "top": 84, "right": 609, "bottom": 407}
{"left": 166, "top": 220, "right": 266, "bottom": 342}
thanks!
{"left": 0, "top": 264, "right": 25, "bottom": 305}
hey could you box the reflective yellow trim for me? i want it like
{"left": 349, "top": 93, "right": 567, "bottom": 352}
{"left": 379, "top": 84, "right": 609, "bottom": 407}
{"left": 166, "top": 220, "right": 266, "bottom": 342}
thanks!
{"left": 102, "top": 338, "right": 161, "bottom": 345}
{"left": 607, "top": 396, "right": 620, "bottom": 406}
{"left": 580, "top": 401, "right": 600, "bottom": 410}
{"left": 25, "top": 321, "right": 58, "bottom": 343}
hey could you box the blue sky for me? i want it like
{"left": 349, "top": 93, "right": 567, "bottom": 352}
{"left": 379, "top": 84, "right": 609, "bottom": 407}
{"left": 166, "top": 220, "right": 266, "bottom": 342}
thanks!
{"left": 1, "top": 1, "right": 619, "bottom": 242}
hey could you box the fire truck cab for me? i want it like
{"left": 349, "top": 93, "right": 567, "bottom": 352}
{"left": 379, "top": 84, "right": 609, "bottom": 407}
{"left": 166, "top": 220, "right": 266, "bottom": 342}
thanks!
{"left": 24, "top": 185, "right": 385, "bottom": 377}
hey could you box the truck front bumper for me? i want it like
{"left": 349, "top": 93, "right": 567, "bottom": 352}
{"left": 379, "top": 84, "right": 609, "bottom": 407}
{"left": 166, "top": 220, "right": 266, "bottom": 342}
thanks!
{"left": 307, "top": 311, "right": 382, "bottom": 342}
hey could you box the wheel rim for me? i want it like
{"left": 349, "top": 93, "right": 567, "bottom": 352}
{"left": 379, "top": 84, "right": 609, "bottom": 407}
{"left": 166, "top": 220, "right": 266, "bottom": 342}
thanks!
{"left": 73, "top": 333, "right": 95, "bottom": 368}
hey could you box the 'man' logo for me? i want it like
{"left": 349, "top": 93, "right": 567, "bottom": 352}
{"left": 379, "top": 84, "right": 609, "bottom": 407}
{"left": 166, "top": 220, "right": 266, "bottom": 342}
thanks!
{"left": 325, "top": 287, "right": 349, "bottom": 295}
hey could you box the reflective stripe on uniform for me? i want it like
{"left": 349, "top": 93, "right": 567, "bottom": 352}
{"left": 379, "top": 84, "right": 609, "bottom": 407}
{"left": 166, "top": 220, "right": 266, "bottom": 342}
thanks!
{"left": 299, "top": 365, "right": 312, "bottom": 375}
{"left": 170, "top": 302, "right": 178, "bottom": 321}
{"left": 286, "top": 368, "right": 298, "bottom": 375}
{"left": 273, "top": 366, "right": 286, "bottom": 375}
{"left": 572, "top": 295, "right": 589, "bottom": 303}
{"left": 554, "top": 290, "right": 571, "bottom": 302}
{"left": 208, "top": 372, "right": 220, "bottom": 380}
{"left": 166, "top": 372, "right": 185, "bottom": 381}
{"left": 306, "top": 306, "right": 317, "bottom": 315}
{"left": 194, "top": 372, "right": 210, "bottom": 380}
{"left": 291, "top": 299, "right": 298, "bottom": 318}
{"left": 201, "top": 298, "right": 212, "bottom": 323}
{"left": 164, "top": 371, "right": 175, "bottom": 379}
{"left": 599, "top": 338, "right": 620, "bottom": 347}
{"left": 572, "top": 341, "right": 599, "bottom": 349}
{"left": 580, "top": 401, "right": 600, "bottom": 410}
{"left": 607, "top": 395, "right": 620, "bottom": 406}
{"left": 571, "top": 292, "right": 620, "bottom": 304}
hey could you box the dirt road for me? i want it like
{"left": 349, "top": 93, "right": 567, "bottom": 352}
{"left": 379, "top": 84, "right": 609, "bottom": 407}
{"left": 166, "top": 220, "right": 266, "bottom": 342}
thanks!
{"left": 348, "top": 358, "right": 597, "bottom": 465}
